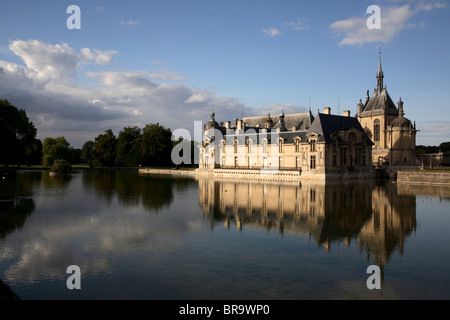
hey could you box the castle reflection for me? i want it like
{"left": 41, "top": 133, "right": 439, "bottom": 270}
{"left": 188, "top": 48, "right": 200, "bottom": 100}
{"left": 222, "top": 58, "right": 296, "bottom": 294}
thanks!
{"left": 198, "top": 177, "right": 417, "bottom": 268}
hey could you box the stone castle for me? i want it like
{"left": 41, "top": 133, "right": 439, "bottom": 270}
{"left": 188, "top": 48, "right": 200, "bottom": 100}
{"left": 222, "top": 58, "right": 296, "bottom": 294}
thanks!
{"left": 199, "top": 56, "right": 417, "bottom": 180}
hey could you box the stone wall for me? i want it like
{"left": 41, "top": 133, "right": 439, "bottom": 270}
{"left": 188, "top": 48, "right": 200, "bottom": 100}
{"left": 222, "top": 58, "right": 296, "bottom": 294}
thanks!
{"left": 138, "top": 168, "right": 198, "bottom": 177}
{"left": 397, "top": 171, "right": 450, "bottom": 186}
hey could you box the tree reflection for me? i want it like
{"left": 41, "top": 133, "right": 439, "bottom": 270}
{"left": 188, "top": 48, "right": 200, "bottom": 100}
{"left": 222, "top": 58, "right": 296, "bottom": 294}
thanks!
{"left": 80, "top": 170, "right": 195, "bottom": 212}
{"left": 0, "top": 171, "right": 40, "bottom": 239}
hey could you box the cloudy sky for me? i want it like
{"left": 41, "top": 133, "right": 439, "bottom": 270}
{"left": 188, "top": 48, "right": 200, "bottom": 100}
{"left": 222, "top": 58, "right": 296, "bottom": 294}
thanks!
{"left": 0, "top": 0, "right": 449, "bottom": 147}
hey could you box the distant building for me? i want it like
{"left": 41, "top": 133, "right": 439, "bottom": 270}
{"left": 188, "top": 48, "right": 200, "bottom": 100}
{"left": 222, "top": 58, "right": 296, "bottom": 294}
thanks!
{"left": 356, "top": 56, "right": 417, "bottom": 167}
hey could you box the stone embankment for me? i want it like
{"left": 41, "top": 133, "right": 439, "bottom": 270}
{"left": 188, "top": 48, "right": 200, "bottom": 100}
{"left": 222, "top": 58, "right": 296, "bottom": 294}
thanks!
{"left": 138, "top": 168, "right": 198, "bottom": 177}
{"left": 397, "top": 170, "right": 450, "bottom": 186}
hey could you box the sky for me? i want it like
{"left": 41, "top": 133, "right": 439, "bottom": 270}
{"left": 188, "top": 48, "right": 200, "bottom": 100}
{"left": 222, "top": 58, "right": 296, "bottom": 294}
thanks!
{"left": 0, "top": 0, "right": 449, "bottom": 148}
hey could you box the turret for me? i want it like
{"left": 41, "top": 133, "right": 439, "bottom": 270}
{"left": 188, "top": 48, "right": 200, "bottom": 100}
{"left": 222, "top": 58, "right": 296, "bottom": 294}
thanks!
{"left": 397, "top": 97, "right": 404, "bottom": 117}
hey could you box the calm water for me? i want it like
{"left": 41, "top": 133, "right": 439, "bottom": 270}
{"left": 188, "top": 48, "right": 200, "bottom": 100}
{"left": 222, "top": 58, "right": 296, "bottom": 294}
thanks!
{"left": 1, "top": 169, "right": 449, "bottom": 300}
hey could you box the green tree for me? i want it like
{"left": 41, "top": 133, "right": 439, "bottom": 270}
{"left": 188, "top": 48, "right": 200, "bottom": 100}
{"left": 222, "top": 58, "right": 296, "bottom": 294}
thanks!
{"left": 141, "top": 123, "right": 173, "bottom": 167}
{"left": 439, "top": 142, "right": 450, "bottom": 153}
{"left": 81, "top": 141, "right": 95, "bottom": 167}
{"left": 0, "top": 99, "right": 38, "bottom": 167}
{"left": 42, "top": 136, "right": 72, "bottom": 167}
{"left": 24, "top": 138, "right": 43, "bottom": 166}
{"left": 115, "top": 126, "right": 142, "bottom": 167}
{"left": 92, "top": 129, "right": 117, "bottom": 167}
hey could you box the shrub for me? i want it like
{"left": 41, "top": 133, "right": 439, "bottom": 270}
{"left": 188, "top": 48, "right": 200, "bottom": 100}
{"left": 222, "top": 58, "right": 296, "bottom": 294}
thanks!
{"left": 50, "top": 159, "right": 72, "bottom": 174}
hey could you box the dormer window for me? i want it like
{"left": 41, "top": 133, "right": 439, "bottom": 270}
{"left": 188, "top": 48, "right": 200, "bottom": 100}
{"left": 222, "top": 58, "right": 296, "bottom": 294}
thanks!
{"left": 310, "top": 139, "right": 316, "bottom": 152}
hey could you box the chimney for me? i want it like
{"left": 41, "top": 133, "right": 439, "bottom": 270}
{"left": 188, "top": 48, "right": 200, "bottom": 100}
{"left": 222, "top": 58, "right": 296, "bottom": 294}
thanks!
{"left": 323, "top": 107, "right": 331, "bottom": 115}
{"left": 220, "top": 122, "right": 224, "bottom": 127}
{"left": 225, "top": 121, "right": 231, "bottom": 129}
{"left": 343, "top": 110, "right": 351, "bottom": 117}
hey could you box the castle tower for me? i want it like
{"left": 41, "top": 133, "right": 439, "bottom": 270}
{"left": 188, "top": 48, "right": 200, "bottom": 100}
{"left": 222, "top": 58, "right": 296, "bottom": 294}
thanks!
{"left": 357, "top": 54, "right": 417, "bottom": 168}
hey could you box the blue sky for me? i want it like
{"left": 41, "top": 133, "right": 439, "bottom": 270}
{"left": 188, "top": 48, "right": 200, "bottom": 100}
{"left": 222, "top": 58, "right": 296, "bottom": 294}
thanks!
{"left": 0, "top": 0, "right": 449, "bottom": 147}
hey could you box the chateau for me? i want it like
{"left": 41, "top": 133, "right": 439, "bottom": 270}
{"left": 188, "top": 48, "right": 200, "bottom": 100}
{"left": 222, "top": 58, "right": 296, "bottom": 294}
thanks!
{"left": 198, "top": 57, "right": 417, "bottom": 180}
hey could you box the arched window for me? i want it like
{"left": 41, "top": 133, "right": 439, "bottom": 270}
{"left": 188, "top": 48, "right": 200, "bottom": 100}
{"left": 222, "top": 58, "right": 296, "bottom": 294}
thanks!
{"left": 374, "top": 119, "right": 380, "bottom": 142}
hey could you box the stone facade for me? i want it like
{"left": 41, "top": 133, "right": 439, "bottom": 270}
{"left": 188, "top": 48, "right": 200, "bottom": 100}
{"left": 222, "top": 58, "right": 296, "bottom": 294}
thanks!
{"left": 199, "top": 108, "right": 374, "bottom": 180}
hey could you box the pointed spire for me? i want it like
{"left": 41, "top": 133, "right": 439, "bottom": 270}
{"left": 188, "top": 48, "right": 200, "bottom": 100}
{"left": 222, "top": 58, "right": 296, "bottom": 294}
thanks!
{"left": 377, "top": 47, "right": 384, "bottom": 93}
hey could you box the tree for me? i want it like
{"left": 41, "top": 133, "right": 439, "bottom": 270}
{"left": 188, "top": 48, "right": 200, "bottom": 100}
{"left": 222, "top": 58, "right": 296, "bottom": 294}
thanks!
{"left": 115, "top": 126, "right": 142, "bottom": 167}
{"left": 81, "top": 141, "right": 95, "bottom": 167}
{"left": 439, "top": 142, "right": 450, "bottom": 153}
{"left": 92, "top": 129, "right": 117, "bottom": 167}
{"left": 24, "top": 138, "right": 43, "bottom": 166}
{"left": 42, "top": 136, "right": 71, "bottom": 167}
{"left": 0, "top": 99, "right": 38, "bottom": 167}
{"left": 141, "top": 123, "right": 173, "bottom": 167}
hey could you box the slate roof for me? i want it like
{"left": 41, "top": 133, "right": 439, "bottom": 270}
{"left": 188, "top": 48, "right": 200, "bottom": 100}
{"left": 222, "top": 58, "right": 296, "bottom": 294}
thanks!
{"left": 307, "top": 113, "right": 374, "bottom": 145}
{"left": 362, "top": 88, "right": 398, "bottom": 115}
{"left": 223, "top": 130, "right": 308, "bottom": 145}
{"left": 243, "top": 111, "right": 313, "bottom": 131}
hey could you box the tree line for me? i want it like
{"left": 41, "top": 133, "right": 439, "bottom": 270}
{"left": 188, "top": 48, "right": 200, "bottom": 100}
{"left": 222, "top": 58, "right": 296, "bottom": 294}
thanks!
{"left": 1, "top": 99, "right": 196, "bottom": 168}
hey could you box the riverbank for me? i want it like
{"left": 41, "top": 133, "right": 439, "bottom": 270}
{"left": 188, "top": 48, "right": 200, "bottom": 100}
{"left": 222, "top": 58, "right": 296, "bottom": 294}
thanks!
{"left": 0, "top": 280, "right": 20, "bottom": 300}
{"left": 397, "top": 170, "right": 450, "bottom": 186}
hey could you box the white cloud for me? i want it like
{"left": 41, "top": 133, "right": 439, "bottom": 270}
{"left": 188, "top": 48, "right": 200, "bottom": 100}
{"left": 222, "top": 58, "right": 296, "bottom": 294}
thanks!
{"left": 120, "top": 20, "right": 140, "bottom": 26}
{"left": 262, "top": 28, "right": 281, "bottom": 37}
{"left": 330, "top": 2, "right": 446, "bottom": 46}
{"left": 9, "top": 40, "right": 79, "bottom": 81}
{"left": 284, "top": 19, "right": 307, "bottom": 31}
{"left": 80, "top": 48, "right": 118, "bottom": 66}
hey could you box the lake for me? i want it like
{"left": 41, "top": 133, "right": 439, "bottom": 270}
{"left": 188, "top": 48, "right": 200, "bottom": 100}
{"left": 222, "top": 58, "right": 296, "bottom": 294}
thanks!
{"left": 1, "top": 169, "right": 449, "bottom": 300}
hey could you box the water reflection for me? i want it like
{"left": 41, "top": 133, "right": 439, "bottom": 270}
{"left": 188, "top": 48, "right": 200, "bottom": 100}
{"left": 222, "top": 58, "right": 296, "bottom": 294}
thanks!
{"left": 0, "top": 171, "right": 41, "bottom": 239}
{"left": 198, "top": 178, "right": 417, "bottom": 269}
{"left": 82, "top": 170, "right": 176, "bottom": 211}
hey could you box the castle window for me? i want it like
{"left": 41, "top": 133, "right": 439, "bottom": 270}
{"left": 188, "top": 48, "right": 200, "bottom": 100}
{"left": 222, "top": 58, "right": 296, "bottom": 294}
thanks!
{"left": 310, "top": 155, "right": 316, "bottom": 169}
{"left": 295, "top": 138, "right": 301, "bottom": 152}
{"left": 234, "top": 139, "right": 238, "bottom": 154}
{"left": 247, "top": 139, "right": 252, "bottom": 153}
{"left": 374, "top": 119, "right": 380, "bottom": 142}
{"left": 262, "top": 140, "right": 267, "bottom": 154}
{"left": 310, "top": 140, "right": 316, "bottom": 152}
{"left": 278, "top": 139, "right": 283, "bottom": 153}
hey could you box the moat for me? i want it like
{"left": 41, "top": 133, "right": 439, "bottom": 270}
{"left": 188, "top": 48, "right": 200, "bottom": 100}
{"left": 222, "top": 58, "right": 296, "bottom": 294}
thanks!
{"left": 1, "top": 169, "right": 449, "bottom": 299}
